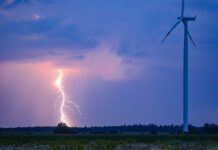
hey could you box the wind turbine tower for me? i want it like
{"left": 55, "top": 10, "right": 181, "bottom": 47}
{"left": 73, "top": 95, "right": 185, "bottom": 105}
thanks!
{"left": 162, "top": 0, "right": 196, "bottom": 133}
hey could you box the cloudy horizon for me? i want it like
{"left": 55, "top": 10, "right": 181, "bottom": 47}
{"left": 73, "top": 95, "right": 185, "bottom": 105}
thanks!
{"left": 0, "top": 0, "right": 217, "bottom": 127}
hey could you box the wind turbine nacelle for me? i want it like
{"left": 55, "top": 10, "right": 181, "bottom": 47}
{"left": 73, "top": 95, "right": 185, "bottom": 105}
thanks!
{"left": 177, "top": 16, "right": 196, "bottom": 21}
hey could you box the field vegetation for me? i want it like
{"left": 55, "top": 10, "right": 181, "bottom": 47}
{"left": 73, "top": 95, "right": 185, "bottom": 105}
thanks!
{"left": 0, "top": 134, "right": 218, "bottom": 150}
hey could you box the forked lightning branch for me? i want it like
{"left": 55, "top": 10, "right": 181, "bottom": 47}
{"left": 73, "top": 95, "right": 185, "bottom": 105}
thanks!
{"left": 54, "top": 69, "right": 81, "bottom": 126}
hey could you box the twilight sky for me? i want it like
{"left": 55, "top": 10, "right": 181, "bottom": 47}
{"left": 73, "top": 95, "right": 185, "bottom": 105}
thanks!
{"left": 0, "top": 0, "right": 217, "bottom": 127}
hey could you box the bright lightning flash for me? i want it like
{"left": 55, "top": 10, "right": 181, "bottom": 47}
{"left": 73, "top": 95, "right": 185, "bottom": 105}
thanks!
{"left": 54, "top": 69, "right": 81, "bottom": 126}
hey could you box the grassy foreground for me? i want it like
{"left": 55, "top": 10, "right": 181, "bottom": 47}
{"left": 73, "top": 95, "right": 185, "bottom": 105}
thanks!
{"left": 0, "top": 134, "right": 218, "bottom": 150}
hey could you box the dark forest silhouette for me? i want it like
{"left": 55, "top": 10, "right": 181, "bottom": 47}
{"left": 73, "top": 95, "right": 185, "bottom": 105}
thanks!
{"left": 1, "top": 123, "right": 218, "bottom": 134}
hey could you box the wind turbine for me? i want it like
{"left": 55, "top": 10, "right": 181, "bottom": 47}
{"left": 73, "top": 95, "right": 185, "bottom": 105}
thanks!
{"left": 162, "top": 0, "right": 196, "bottom": 133}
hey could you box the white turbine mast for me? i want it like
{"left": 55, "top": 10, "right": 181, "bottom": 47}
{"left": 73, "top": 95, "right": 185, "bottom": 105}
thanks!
{"left": 162, "top": 0, "right": 196, "bottom": 133}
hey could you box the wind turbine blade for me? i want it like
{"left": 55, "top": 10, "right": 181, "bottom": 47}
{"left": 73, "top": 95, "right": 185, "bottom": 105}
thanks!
{"left": 181, "top": 0, "right": 185, "bottom": 17}
{"left": 161, "top": 20, "right": 182, "bottom": 43}
{"left": 187, "top": 30, "right": 196, "bottom": 46}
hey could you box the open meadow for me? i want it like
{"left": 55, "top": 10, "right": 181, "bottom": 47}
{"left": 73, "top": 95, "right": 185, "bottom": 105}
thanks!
{"left": 0, "top": 134, "right": 218, "bottom": 150}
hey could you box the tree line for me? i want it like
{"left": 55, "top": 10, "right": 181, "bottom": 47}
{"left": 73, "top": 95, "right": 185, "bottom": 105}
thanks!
{"left": 1, "top": 123, "right": 218, "bottom": 134}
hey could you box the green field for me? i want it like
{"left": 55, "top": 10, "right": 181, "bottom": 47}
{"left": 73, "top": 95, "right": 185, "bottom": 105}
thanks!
{"left": 0, "top": 134, "right": 218, "bottom": 150}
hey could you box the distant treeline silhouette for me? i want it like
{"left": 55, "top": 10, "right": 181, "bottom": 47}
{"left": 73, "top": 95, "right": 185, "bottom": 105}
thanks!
{"left": 1, "top": 123, "right": 218, "bottom": 134}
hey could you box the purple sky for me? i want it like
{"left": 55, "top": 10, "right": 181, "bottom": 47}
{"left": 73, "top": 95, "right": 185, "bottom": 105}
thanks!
{"left": 0, "top": 0, "right": 218, "bottom": 127}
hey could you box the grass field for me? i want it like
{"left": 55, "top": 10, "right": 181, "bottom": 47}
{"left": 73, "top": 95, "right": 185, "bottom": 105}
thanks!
{"left": 0, "top": 134, "right": 218, "bottom": 150}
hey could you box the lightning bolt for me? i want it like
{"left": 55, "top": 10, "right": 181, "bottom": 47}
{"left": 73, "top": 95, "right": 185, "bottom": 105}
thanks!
{"left": 54, "top": 69, "right": 81, "bottom": 126}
